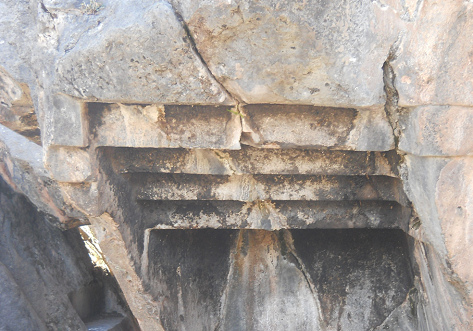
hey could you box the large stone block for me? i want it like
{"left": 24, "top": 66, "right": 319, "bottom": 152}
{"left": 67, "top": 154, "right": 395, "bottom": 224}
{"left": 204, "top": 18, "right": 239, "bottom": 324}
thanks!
{"left": 171, "top": 0, "right": 403, "bottom": 106}
{"left": 45, "top": 94, "right": 89, "bottom": 147}
{"left": 392, "top": 1, "right": 473, "bottom": 106}
{"left": 0, "top": 124, "right": 86, "bottom": 228}
{"left": 54, "top": 0, "right": 231, "bottom": 105}
{"left": 241, "top": 105, "right": 394, "bottom": 150}
{"left": 45, "top": 146, "right": 92, "bottom": 182}
{"left": 89, "top": 103, "right": 241, "bottom": 149}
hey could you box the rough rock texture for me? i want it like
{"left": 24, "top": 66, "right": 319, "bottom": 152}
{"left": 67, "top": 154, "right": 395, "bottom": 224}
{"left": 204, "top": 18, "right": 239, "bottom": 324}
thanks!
{"left": 53, "top": 1, "right": 232, "bottom": 105}
{"left": 142, "top": 229, "right": 413, "bottom": 331}
{"left": 170, "top": 0, "right": 402, "bottom": 106}
{"left": 0, "top": 66, "right": 40, "bottom": 144}
{"left": 0, "top": 0, "right": 472, "bottom": 330}
{"left": 391, "top": 1, "right": 473, "bottom": 106}
{"left": 0, "top": 177, "right": 137, "bottom": 331}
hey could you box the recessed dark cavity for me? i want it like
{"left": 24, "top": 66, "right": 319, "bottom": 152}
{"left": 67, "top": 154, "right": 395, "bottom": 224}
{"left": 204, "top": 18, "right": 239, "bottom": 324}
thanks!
{"left": 143, "top": 228, "right": 413, "bottom": 331}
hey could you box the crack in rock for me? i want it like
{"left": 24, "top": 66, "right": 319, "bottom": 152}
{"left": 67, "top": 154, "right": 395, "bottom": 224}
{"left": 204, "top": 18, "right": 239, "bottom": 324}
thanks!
{"left": 166, "top": 1, "right": 239, "bottom": 105}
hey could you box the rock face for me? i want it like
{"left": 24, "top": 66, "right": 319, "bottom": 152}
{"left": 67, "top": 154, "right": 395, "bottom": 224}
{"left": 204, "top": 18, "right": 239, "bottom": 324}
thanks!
{"left": 0, "top": 177, "right": 138, "bottom": 331}
{"left": 0, "top": 0, "right": 472, "bottom": 330}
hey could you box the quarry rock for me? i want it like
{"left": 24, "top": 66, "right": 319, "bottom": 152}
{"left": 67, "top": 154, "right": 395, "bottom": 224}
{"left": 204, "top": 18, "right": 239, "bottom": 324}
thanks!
{"left": 0, "top": 0, "right": 472, "bottom": 330}
{"left": 0, "top": 177, "right": 137, "bottom": 331}
{"left": 53, "top": 0, "right": 232, "bottom": 105}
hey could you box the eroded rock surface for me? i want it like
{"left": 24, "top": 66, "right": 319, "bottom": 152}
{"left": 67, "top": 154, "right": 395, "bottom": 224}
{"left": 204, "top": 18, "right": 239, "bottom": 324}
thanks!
{"left": 0, "top": 0, "right": 472, "bottom": 330}
{"left": 0, "top": 177, "right": 137, "bottom": 331}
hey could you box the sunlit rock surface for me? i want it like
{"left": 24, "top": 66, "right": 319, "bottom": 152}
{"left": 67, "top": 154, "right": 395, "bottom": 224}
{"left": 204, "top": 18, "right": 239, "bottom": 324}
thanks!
{"left": 0, "top": 1, "right": 472, "bottom": 330}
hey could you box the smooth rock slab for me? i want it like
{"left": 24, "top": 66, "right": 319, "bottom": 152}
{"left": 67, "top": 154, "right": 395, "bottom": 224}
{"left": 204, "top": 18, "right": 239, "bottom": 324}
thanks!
{"left": 89, "top": 103, "right": 241, "bottom": 149}
{"left": 140, "top": 200, "right": 409, "bottom": 230}
{"left": 399, "top": 106, "right": 473, "bottom": 156}
{"left": 241, "top": 105, "right": 394, "bottom": 151}
{"left": 392, "top": 1, "right": 473, "bottom": 106}
{"left": 171, "top": 0, "right": 402, "bottom": 106}
{"left": 107, "top": 147, "right": 398, "bottom": 177}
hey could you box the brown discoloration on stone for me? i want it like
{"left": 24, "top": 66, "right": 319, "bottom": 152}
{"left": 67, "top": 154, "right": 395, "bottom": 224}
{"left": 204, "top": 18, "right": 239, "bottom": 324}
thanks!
{"left": 241, "top": 105, "right": 393, "bottom": 150}
{"left": 89, "top": 103, "right": 241, "bottom": 149}
{"left": 0, "top": 67, "right": 40, "bottom": 144}
{"left": 132, "top": 173, "right": 407, "bottom": 205}
{"left": 222, "top": 230, "right": 323, "bottom": 330}
{"left": 107, "top": 146, "right": 398, "bottom": 177}
{"left": 142, "top": 200, "right": 409, "bottom": 231}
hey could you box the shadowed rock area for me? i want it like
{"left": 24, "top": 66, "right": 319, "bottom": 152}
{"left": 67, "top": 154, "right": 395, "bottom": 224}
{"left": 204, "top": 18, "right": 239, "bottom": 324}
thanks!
{"left": 141, "top": 229, "right": 413, "bottom": 331}
{"left": 0, "top": 177, "right": 138, "bottom": 331}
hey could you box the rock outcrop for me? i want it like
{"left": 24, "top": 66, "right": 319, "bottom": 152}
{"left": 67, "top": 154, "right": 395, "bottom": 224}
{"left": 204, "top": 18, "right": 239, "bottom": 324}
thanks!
{"left": 0, "top": 0, "right": 471, "bottom": 330}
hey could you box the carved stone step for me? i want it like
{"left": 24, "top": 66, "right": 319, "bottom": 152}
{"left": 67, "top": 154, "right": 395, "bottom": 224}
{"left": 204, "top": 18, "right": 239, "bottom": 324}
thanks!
{"left": 139, "top": 200, "right": 410, "bottom": 230}
{"left": 105, "top": 146, "right": 398, "bottom": 177}
{"left": 129, "top": 174, "right": 408, "bottom": 205}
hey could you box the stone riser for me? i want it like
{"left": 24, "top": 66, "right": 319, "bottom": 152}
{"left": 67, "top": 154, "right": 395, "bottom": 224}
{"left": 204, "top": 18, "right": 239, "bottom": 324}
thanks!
{"left": 139, "top": 200, "right": 410, "bottom": 230}
{"left": 128, "top": 173, "right": 407, "bottom": 205}
{"left": 106, "top": 146, "right": 398, "bottom": 177}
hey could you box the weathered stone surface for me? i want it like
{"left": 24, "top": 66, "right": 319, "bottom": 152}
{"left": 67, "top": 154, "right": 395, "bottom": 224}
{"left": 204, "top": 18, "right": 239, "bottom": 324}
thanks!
{"left": 108, "top": 147, "right": 398, "bottom": 177}
{"left": 222, "top": 230, "right": 323, "bottom": 331}
{"left": 132, "top": 174, "right": 407, "bottom": 205}
{"left": 1, "top": 0, "right": 473, "bottom": 329}
{"left": 59, "top": 181, "right": 104, "bottom": 217}
{"left": 90, "top": 103, "right": 241, "bottom": 149}
{"left": 412, "top": 241, "right": 473, "bottom": 330}
{"left": 44, "top": 94, "right": 88, "bottom": 147}
{"left": 291, "top": 229, "right": 413, "bottom": 330}
{"left": 392, "top": 1, "right": 473, "bottom": 106}
{"left": 0, "top": 124, "right": 86, "bottom": 228}
{"left": 45, "top": 146, "right": 92, "bottom": 182}
{"left": 138, "top": 229, "right": 414, "bottom": 331}
{"left": 435, "top": 158, "right": 473, "bottom": 306}
{"left": 0, "top": 177, "right": 91, "bottom": 330}
{"left": 403, "top": 154, "right": 473, "bottom": 320}
{"left": 89, "top": 214, "right": 164, "bottom": 331}
{"left": 141, "top": 201, "right": 409, "bottom": 230}
{"left": 0, "top": 262, "right": 47, "bottom": 331}
{"left": 399, "top": 106, "right": 473, "bottom": 156}
{"left": 402, "top": 155, "right": 449, "bottom": 255}
{"left": 241, "top": 105, "right": 394, "bottom": 150}
{"left": 0, "top": 66, "right": 40, "bottom": 144}
{"left": 54, "top": 0, "right": 232, "bottom": 105}
{"left": 171, "top": 0, "right": 402, "bottom": 106}
{"left": 146, "top": 229, "right": 237, "bottom": 331}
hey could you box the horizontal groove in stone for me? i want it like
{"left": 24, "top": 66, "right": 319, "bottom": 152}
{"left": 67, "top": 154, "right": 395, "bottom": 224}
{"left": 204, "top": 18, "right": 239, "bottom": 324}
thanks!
{"left": 138, "top": 200, "right": 410, "bottom": 230}
{"left": 105, "top": 146, "right": 398, "bottom": 177}
{"left": 129, "top": 173, "right": 408, "bottom": 205}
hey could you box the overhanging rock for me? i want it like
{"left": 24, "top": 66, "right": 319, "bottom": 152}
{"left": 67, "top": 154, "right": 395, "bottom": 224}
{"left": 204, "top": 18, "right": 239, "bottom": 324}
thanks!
{"left": 0, "top": 0, "right": 472, "bottom": 330}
